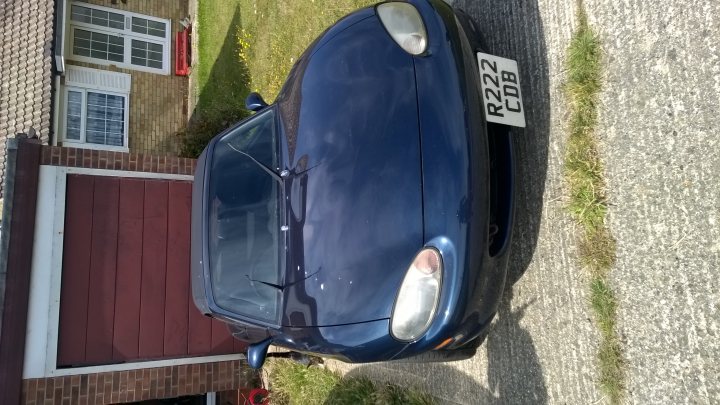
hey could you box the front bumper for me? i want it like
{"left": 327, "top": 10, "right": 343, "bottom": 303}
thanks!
{"left": 391, "top": 0, "right": 513, "bottom": 357}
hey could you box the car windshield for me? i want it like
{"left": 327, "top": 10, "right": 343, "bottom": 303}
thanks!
{"left": 207, "top": 109, "right": 281, "bottom": 324}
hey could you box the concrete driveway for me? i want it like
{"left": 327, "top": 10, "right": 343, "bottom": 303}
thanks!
{"left": 328, "top": 0, "right": 720, "bottom": 403}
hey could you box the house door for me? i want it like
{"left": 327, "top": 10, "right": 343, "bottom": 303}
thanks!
{"left": 56, "top": 174, "right": 245, "bottom": 368}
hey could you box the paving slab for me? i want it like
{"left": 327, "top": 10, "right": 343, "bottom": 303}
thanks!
{"left": 586, "top": 0, "right": 720, "bottom": 402}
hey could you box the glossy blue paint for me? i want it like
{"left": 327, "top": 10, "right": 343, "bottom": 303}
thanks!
{"left": 245, "top": 92, "right": 268, "bottom": 112}
{"left": 191, "top": 0, "right": 516, "bottom": 369}
{"left": 277, "top": 15, "right": 423, "bottom": 327}
{"left": 247, "top": 338, "right": 273, "bottom": 369}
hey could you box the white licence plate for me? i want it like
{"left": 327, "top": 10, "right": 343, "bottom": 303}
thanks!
{"left": 476, "top": 52, "right": 526, "bottom": 128}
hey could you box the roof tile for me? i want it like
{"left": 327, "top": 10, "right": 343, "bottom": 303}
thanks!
{"left": 0, "top": 0, "right": 55, "bottom": 195}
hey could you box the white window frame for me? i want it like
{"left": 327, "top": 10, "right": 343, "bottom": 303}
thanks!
{"left": 62, "top": 86, "right": 130, "bottom": 152}
{"left": 66, "top": 1, "right": 171, "bottom": 75}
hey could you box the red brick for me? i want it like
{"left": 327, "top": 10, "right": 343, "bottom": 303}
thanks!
{"left": 127, "top": 370, "right": 136, "bottom": 402}
{"left": 87, "top": 375, "right": 96, "bottom": 401}
{"left": 60, "top": 147, "right": 68, "bottom": 166}
{"left": 98, "top": 150, "right": 108, "bottom": 169}
{"left": 26, "top": 379, "right": 37, "bottom": 403}
{"left": 51, "top": 146, "right": 60, "bottom": 165}
{"left": 144, "top": 154, "right": 153, "bottom": 171}
{"left": 83, "top": 148, "right": 92, "bottom": 167}
{"left": 54, "top": 386, "right": 63, "bottom": 404}
{"left": 90, "top": 149, "right": 99, "bottom": 168}
{"left": 36, "top": 378, "right": 46, "bottom": 401}
{"left": 41, "top": 146, "right": 52, "bottom": 164}
{"left": 68, "top": 147, "right": 77, "bottom": 167}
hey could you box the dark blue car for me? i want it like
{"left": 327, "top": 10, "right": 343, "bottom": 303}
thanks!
{"left": 191, "top": 0, "right": 525, "bottom": 369}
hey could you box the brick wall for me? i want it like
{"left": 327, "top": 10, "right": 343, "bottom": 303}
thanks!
{"left": 21, "top": 360, "right": 257, "bottom": 405}
{"left": 41, "top": 145, "right": 196, "bottom": 175}
{"left": 64, "top": 0, "right": 190, "bottom": 156}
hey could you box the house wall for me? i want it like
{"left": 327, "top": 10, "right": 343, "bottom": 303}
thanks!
{"left": 41, "top": 145, "right": 196, "bottom": 174}
{"left": 21, "top": 360, "right": 256, "bottom": 404}
{"left": 21, "top": 146, "right": 257, "bottom": 404}
{"left": 64, "top": 0, "right": 190, "bottom": 156}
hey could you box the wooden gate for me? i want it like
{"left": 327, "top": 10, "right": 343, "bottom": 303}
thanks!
{"left": 57, "top": 174, "right": 245, "bottom": 367}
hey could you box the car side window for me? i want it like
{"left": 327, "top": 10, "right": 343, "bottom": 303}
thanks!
{"left": 222, "top": 109, "right": 277, "bottom": 170}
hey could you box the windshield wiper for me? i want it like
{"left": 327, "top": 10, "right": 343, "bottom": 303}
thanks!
{"left": 245, "top": 268, "right": 322, "bottom": 292}
{"left": 226, "top": 144, "right": 282, "bottom": 182}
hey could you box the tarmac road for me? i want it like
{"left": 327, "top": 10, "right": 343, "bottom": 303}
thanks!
{"left": 329, "top": 0, "right": 720, "bottom": 403}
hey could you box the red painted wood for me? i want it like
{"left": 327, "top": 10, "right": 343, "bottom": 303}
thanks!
{"left": 188, "top": 299, "right": 212, "bottom": 355}
{"left": 112, "top": 179, "right": 145, "bottom": 361}
{"left": 58, "top": 175, "right": 240, "bottom": 365}
{"left": 85, "top": 177, "right": 120, "bottom": 364}
{"left": 211, "top": 320, "right": 234, "bottom": 355}
{"left": 163, "top": 181, "right": 192, "bottom": 356}
{"left": 0, "top": 141, "right": 41, "bottom": 405}
{"left": 57, "top": 175, "right": 94, "bottom": 366}
{"left": 233, "top": 334, "right": 248, "bottom": 353}
{"left": 138, "top": 180, "right": 169, "bottom": 359}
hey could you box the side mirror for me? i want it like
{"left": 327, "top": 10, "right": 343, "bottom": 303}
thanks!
{"left": 245, "top": 92, "right": 268, "bottom": 112}
{"left": 247, "top": 337, "right": 272, "bottom": 369}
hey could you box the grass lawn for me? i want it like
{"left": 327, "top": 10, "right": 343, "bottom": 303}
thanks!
{"left": 186, "top": 0, "right": 376, "bottom": 156}
{"left": 195, "top": 0, "right": 249, "bottom": 124}
{"left": 235, "top": 0, "right": 377, "bottom": 102}
{"left": 268, "top": 360, "right": 435, "bottom": 405}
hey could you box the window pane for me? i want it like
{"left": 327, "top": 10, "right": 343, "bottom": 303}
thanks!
{"left": 66, "top": 91, "right": 83, "bottom": 141}
{"left": 73, "top": 5, "right": 124, "bottom": 29}
{"left": 75, "top": 38, "right": 91, "bottom": 49}
{"left": 106, "top": 95, "right": 124, "bottom": 108}
{"left": 131, "top": 17, "right": 148, "bottom": 35}
{"left": 106, "top": 107, "right": 124, "bottom": 121}
{"left": 74, "top": 45, "right": 91, "bottom": 57}
{"left": 108, "top": 44, "right": 123, "bottom": 55}
{"left": 132, "top": 17, "right": 166, "bottom": 38}
{"left": 91, "top": 15, "right": 109, "bottom": 27}
{"left": 148, "top": 21, "right": 166, "bottom": 37}
{"left": 91, "top": 31, "right": 108, "bottom": 45}
{"left": 85, "top": 92, "right": 125, "bottom": 147}
{"left": 109, "top": 13, "right": 124, "bottom": 29}
{"left": 108, "top": 51, "right": 124, "bottom": 63}
{"left": 148, "top": 43, "right": 163, "bottom": 54}
{"left": 109, "top": 35, "right": 123, "bottom": 46}
{"left": 87, "top": 118, "right": 105, "bottom": 131}
{"left": 87, "top": 92, "right": 105, "bottom": 105}
{"left": 70, "top": 5, "right": 92, "bottom": 23}
{"left": 131, "top": 47, "right": 147, "bottom": 59}
{"left": 90, "top": 50, "right": 107, "bottom": 60}
{"left": 86, "top": 130, "right": 106, "bottom": 145}
{"left": 75, "top": 29, "right": 124, "bottom": 63}
{"left": 75, "top": 29, "right": 91, "bottom": 40}
{"left": 130, "top": 39, "right": 163, "bottom": 69}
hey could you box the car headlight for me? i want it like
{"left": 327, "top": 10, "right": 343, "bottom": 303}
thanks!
{"left": 391, "top": 248, "right": 442, "bottom": 341}
{"left": 377, "top": 2, "right": 428, "bottom": 55}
